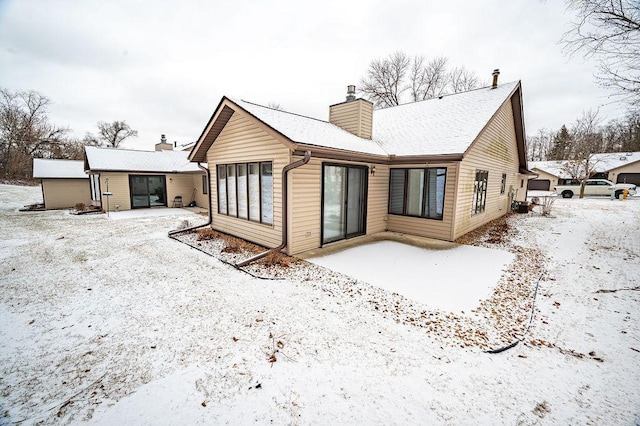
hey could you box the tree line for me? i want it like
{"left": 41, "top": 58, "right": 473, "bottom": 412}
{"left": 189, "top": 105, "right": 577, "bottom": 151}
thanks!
{"left": 0, "top": 88, "right": 137, "bottom": 181}
{"left": 527, "top": 109, "right": 640, "bottom": 162}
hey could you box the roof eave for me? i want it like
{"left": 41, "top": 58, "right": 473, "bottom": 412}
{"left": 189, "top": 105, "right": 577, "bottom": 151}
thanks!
{"left": 293, "top": 145, "right": 463, "bottom": 164}
{"left": 388, "top": 153, "right": 464, "bottom": 164}
{"left": 190, "top": 97, "right": 299, "bottom": 163}
{"left": 85, "top": 168, "right": 202, "bottom": 174}
{"left": 461, "top": 81, "right": 527, "bottom": 168}
{"left": 293, "top": 145, "right": 388, "bottom": 163}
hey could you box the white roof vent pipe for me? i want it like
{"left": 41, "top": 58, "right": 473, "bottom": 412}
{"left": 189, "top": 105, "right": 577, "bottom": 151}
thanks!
{"left": 346, "top": 85, "right": 356, "bottom": 102}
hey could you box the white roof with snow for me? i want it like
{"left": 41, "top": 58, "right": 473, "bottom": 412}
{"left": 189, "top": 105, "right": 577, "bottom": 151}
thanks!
{"left": 33, "top": 159, "right": 87, "bottom": 179}
{"left": 530, "top": 152, "right": 640, "bottom": 178}
{"left": 85, "top": 146, "right": 202, "bottom": 173}
{"left": 231, "top": 81, "right": 519, "bottom": 157}
{"left": 373, "top": 82, "right": 519, "bottom": 156}
{"left": 232, "top": 99, "right": 388, "bottom": 156}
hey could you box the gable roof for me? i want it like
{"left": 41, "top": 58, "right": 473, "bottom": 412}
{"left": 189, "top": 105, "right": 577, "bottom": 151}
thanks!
{"left": 85, "top": 146, "right": 202, "bottom": 173}
{"left": 33, "top": 159, "right": 88, "bottom": 179}
{"left": 190, "top": 81, "right": 525, "bottom": 164}
{"left": 530, "top": 152, "right": 640, "bottom": 178}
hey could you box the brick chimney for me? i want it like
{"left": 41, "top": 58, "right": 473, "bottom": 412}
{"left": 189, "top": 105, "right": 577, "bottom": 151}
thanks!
{"left": 155, "top": 134, "right": 174, "bottom": 151}
{"left": 329, "top": 85, "right": 373, "bottom": 139}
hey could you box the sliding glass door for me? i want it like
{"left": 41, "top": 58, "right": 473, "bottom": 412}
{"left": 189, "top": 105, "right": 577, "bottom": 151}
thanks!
{"left": 322, "top": 164, "right": 367, "bottom": 244}
{"left": 130, "top": 175, "right": 167, "bottom": 208}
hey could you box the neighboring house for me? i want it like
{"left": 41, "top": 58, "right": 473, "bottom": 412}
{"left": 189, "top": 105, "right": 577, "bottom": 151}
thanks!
{"left": 83, "top": 143, "right": 208, "bottom": 211}
{"left": 189, "top": 78, "right": 531, "bottom": 256}
{"left": 529, "top": 152, "right": 640, "bottom": 190}
{"left": 32, "top": 158, "right": 92, "bottom": 209}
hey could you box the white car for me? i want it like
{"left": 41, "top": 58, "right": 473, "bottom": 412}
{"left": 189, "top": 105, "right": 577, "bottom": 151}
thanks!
{"left": 554, "top": 179, "right": 637, "bottom": 198}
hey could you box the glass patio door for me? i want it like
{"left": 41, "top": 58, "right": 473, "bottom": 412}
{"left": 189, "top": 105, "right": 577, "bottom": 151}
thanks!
{"left": 322, "top": 164, "right": 367, "bottom": 244}
{"left": 129, "top": 175, "right": 166, "bottom": 208}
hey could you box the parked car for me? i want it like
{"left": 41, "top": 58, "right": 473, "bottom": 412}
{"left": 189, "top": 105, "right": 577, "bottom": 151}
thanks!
{"left": 554, "top": 179, "right": 637, "bottom": 198}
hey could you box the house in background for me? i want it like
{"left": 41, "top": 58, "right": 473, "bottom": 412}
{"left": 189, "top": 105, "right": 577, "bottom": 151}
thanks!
{"left": 32, "top": 158, "right": 92, "bottom": 209}
{"left": 189, "top": 73, "right": 532, "bottom": 256}
{"left": 529, "top": 152, "right": 640, "bottom": 191}
{"left": 84, "top": 141, "right": 208, "bottom": 212}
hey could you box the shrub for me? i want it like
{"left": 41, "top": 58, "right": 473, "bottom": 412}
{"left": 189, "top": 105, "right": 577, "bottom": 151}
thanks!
{"left": 75, "top": 203, "right": 85, "bottom": 211}
{"left": 196, "top": 228, "right": 220, "bottom": 241}
{"left": 260, "top": 251, "right": 292, "bottom": 268}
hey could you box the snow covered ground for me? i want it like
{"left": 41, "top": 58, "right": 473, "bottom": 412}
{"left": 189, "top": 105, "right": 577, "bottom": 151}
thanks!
{"left": 307, "top": 241, "right": 515, "bottom": 313}
{"left": 1, "top": 183, "right": 639, "bottom": 425}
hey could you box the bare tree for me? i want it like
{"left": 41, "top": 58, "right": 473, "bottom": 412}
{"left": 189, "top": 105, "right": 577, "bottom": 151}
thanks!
{"left": 408, "top": 55, "right": 449, "bottom": 101}
{"left": 562, "top": 0, "right": 640, "bottom": 107}
{"left": 267, "top": 102, "right": 283, "bottom": 110}
{"left": 527, "top": 128, "right": 554, "bottom": 161}
{"left": 85, "top": 120, "right": 138, "bottom": 148}
{"left": 360, "top": 51, "right": 480, "bottom": 107}
{"left": 360, "top": 51, "right": 411, "bottom": 107}
{"left": 448, "top": 65, "right": 481, "bottom": 94}
{"left": 561, "top": 110, "right": 604, "bottom": 197}
{"left": 0, "top": 88, "right": 70, "bottom": 179}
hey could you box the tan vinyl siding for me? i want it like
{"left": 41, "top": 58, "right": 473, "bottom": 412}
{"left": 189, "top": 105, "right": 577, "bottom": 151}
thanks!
{"left": 288, "top": 159, "right": 388, "bottom": 255}
{"left": 530, "top": 169, "right": 559, "bottom": 191}
{"left": 192, "top": 173, "right": 209, "bottom": 209}
{"left": 608, "top": 160, "right": 640, "bottom": 182}
{"left": 329, "top": 99, "right": 373, "bottom": 139}
{"left": 367, "top": 163, "right": 389, "bottom": 234}
{"left": 99, "top": 172, "right": 131, "bottom": 211}
{"left": 41, "top": 179, "right": 92, "bottom": 209}
{"left": 386, "top": 163, "right": 458, "bottom": 241}
{"left": 453, "top": 99, "right": 520, "bottom": 240}
{"left": 207, "top": 111, "right": 290, "bottom": 249}
{"left": 288, "top": 158, "right": 321, "bottom": 255}
{"left": 166, "top": 174, "right": 199, "bottom": 207}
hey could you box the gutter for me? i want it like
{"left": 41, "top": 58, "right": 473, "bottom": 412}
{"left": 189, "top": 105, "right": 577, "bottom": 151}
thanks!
{"left": 167, "top": 162, "right": 212, "bottom": 236}
{"left": 236, "top": 150, "right": 311, "bottom": 267}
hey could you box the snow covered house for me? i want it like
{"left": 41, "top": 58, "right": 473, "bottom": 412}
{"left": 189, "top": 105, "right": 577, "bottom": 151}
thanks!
{"left": 83, "top": 144, "right": 208, "bottom": 211}
{"left": 529, "top": 152, "right": 640, "bottom": 190}
{"left": 189, "top": 77, "right": 531, "bottom": 256}
{"left": 32, "top": 158, "right": 92, "bottom": 209}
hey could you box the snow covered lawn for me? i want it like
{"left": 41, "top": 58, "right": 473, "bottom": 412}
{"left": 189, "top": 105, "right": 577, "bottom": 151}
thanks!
{"left": 308, "top": 241, "right": 515, "bottom": 313}
{"left": 1, "top": 184, "right": 639, "bottom": 425}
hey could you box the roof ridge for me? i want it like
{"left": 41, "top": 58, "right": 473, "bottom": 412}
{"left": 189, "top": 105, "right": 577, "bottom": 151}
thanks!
{"left": 374, "top": 80, "right": 519, "bottom": 112}
{"left": 238, "top": 99, "right": 330, "bottom": 124}
{"left": 86, "top": 146, "right": 185, "bottom": 154}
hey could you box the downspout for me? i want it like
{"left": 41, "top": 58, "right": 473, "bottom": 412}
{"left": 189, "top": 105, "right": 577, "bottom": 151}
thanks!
{"left": 168, "top": 162, "right": 212, "bottom": 236}
{"left": 236, "top": 150, "right": 311, "bottom": 267}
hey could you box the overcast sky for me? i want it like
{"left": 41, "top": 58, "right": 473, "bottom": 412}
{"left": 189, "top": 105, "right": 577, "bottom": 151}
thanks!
{"left": 0, "top": 0, "right": 626, "bottom": 151}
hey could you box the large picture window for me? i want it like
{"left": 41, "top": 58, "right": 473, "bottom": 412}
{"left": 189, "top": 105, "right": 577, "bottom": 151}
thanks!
{"left": 217, "top": 161, "right": 273, "bottom": 225}
{"left": 473, "top": 170, "right": 489, "bottom": 214}
{"left": 388, "top": 167, "right": 446, "bottom": 220}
